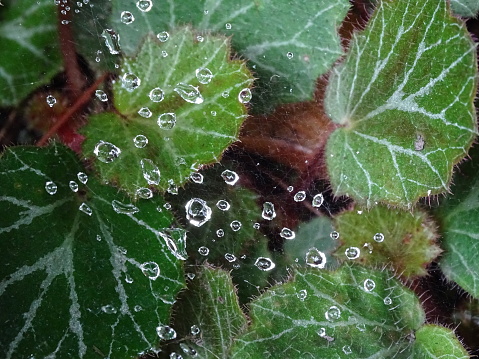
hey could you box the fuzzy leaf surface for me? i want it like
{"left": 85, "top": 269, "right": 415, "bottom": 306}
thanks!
{"left": 111, "top": 0, "right": 349, "bottom": 111}
{"left": 82, "top": 28, "right": 253, "bottom": 195}
{"left": 451, "top": 0, "right": 479, "bottom": 17}
{"left": 325, "top": 0, "right": 477, "bottom": 207}
{"left": 0, "top": 145, "right": 185, "bottom": 359}
{"left": 0, "top": 0, "right": 62, "bottom": 106}
{"left": 411, "top": 325, "right": 469, "bottom": 358}
{"left": 231, "top": 265, "right": 427, "bottom": 358}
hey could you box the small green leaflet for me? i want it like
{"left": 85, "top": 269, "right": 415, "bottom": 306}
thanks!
{"left": 0, "top": 0, "right": 62, "bottom": 106}
{"left": 325, "top": 0, "right": 477, "bottom": 208}
{"left": 412, "top": 325, "right": 469, "bottom": 359}
{"left": 230, "top": 265, "right": 468, "bottom": 358}
{"left": 451, "top": 0, "right": 479, "bottom": 17}
{"left": 110, "top": 0, "right": 349, "bottom": 112}
{"left": 82, "top": 27, "right": 253, "bottom": 195}
{"left": 0, "top": 144, "right": 185, "bottom": 358}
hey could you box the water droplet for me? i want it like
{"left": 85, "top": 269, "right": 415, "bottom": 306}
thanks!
{"left": 230, "top": 220, "right": 242, "bottom": 231}
{"left": 156, "top": 31, "right": 169, "bottom": 42}
{"left": 93, "top": 141, "right": 121, "bottom": 163}
{"left": 79, "top": 202, "right": 92, "bottom": 216}
{"left": 185, "top": 198, "right": 212, "bottom": 227}
{"left": 196, "top": 35, "right": 204, "bottom": 42}
{"left": 373, "top": 233, "right": 384, "bottom": 242}
{"left": 101, "top": 29, "right": 121, "bottom": 54}
{"left": 169, "top": 353, "right": 182, "bottom": 359}
{"left": 345, "top": 247, "right": 360, "bottom": 260}
{"left": 363, "top": 278, "right": 376, "bottom": 292}
{"left": 134, "top": 305, "right": 142, "bottom": 312}
{"left": 138, "top": 107, "right": 152, "bottom": 118}
{"left": 133, "top": 134, "right": 148, "bottom": 148}
{"left": 383, "top": 296, "right": 392, "bottom": 305}
{"left": 162, "top": 50, "right": 168, "bottom": 57}
{"left": 225, "top": 23, "right": 232, "bottom": 29}
{"left": 225, "top": 253, "right": 236, "bottom": 262}
{"left": 74, "top": 172, "right": 87, "bottom": 185}
{"left": 69, "top": 181, "right": 79, "bottom": 192}
{"left": 160, "top": 228, "right": 188, "bottom": 260}
{"left": 136, "top": 187, "right": 153, "bottom": 199}
{"left": 211, "top": 110, "right": 217, "bottom": 116}
{"left": 325, "top": 305, "right": 341, "bottom": 321}
{"left": 262, "top": 202, "right": 276, "bottom": 220}
{"left": 44, "top": 181, "right": 57, "bottom": 195}
{"left": 190, "top": 172, "right": 204, "bottom": 183}
{"left": 198, "top": 246, "right": 209, "bottom": 256}
{"left": 149, "top": 87, "right": 165, "bottom": 102}
{"left": 174, "top": 83, "right": 203, "bottom": 104}
{"left": 330, "top": 231, "right": 339, "bottom": 240}
{"left": 312, "top": 193, "right": 324, "bottom": 207}
{"left": 179, "top": 343, "right": 197, "bottom": 356}
{"left": 280, "top": 227, "right": 295, "bottom": 240}
{"left": 297, "top": 289, "right": 307, "bottom": 301}
{"left": 305, "top": 248, "right": 327, "bottom": 268}
{"left": 221, "top": 170, "right": 239, "bottom": 185}
{"left": 140, "top": 261, "right": 160, "bottom": 280}
{"left": 190, "top": 325, "right": 200, "bottom": 335}
{"left": 254, "top": 257, "right": 276, "bottom": 271}
{"left": 121, "top": 72, "right": 140, "bottom": 91}
{"left": 140, "top": 158, "right": 161, "bottom": 185}
{"left": 157, "top": 112, "right": 176, "bottom": 129}
{"left": 317, "top": 328, "right": 334, "bottom": 342}
{"left": 287, "top": 186, "right": 294, "bottom": 192}
{"left": 216, "top": 229, "right": 224, "bottom": 237}
{"left": 342, "top": 345, "right": 352, "bottom": 355}
{"left": 120, "top": 10, "right": 134, "bottom": 24}
{"left": 46, "top": 95, "right": 56, "bottom": 107}
{"left": 253, "top": 222, "right": 260, "bottom": 230}
{"left": 195, "top": 67, "right": 213, "bottom": 84}
{"left": 286, "top": 52, "right": 293, "bottom": 59}
{"left": 111, "top": 200, "right": 139, "bottom": 214}
{"left": 293, "top": 191, "right": 306, "bottom": 202}
{"left": 156, "top": 325, "right": 176, "bottom": 340}
{"left": 216, "top": 200, "right": 230, "bottom": 211}
{"left": 167, "top": 179, "right": 178, "bottom": 195}
{"left": 136, "top": 0, "right": 152, "bottom": 12}
{"left": 101, "top": 304, "right": 117, "bottom": 314}
{"left": 95, "top": 89, "right": 108, "bottom": 101}
{"left": 238, "top": 88, "right": 252, "bottom": 103}
{"left": 221, "top": 91, "right": 229, "bottom": 98}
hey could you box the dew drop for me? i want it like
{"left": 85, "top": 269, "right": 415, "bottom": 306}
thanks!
{"left": 253, "top": 222, "right": 261, "bottom": 229}
{"left": 139, "top": 158, "right": 161, "bottom": 185}
{"left": 160, "top": 228, "right": 188, "bottom": 260}
{"left": 230, "top": 220, "right": 242, "bottom": 231}
{"left": 46, "top": 95, "right": 56, "bottom": 107}
{"left": 373, "top": 233, "right": 384, "bottom": 242}
{"left": 286, "top": 52, "right": 293, "bottom": 59}
{"left": 185, "top": 198, "right": 212, "bottom": 227}
{"left": 216, "top": 199, "right": 230, "bottom": 211}
{"left": 111, "top": 199, "right": 139, "bottom": 214}
{"left": 134, "top": 305, "right": 143, "bottom": 312}
{"left": 167, "top": 179, "right": 178, "bottom": 195}
{"left": 383, "top": 296, "right": 392, "bottom": 305}
{"left": 101, "top": 29, "right": 121, "bottom": 54}
{"left": 179, "top": 343, "right": 197, "bottom": 356}
{"left": 174, "top": 83, "right": 204, "bottom": 104}
{"left": 196, "top": 35, "right": 204, "bottom": 42}
{"left": 342, "top": 345, "right": 352, "bottom": 355}
{"left": 101, "top": 304, "right": 117, "bottom": 314}
{"left": 136, "top": 187, "right": 153, "bottom": 199}
{"left": 363, "top": 278, "right": 376, "bottom": 292}
{"left": 312, "top": 193, "right": 324, "bottom": 207}
{"left": 294, "top": 190, "right": 306, "bottom": 202}
{"left": 345, "top": 247, "right": 360, "bottom": 260}
{"left": 125, "top": 274, "right": 133, "bottom": 284}
{"left": 190, "top": 325, "right": 200, "bottom": 335}
{"left": 325, "top": 305, "right": 341, "bottom": 321}
{"left": 198, "top": 246, "right": 209, "bottom": 256}
{"left": 156, "top": 325, "right": 176, "bottom": 340}
{"left": 161, "top": 50, "right": 168, "bottom": 57}
{"left": 262, "top": 202, "right": 276, "bottom": 220}
{"left": 138, "top": 107, "right": 152, "bottom": 118}
{"left": 254, "top": 257, "right": 276, "bottom": 271}
{"left": 133, "top": 134, "right": 148, "bottom": 148}
{"left": 94, "top": 141, "right": 121, "bottom": 163}
{"left": 121, "top": 72, "right": 140, "bottom": 91}
{"left": 225, "top": 23, "right": 232, "bottom": 29}
{"left": 120, "top": 10, "right": 134, "bottom": 24}
{"left": 79, "top": 202, "right": 92, "bottom": 216}
{"left": 156, "top": 31, "right": 169, "bottom": 42}
{"left": 44, "top": 181, "right": 57, "bottom": 195}
{"left": 238, "top": 88, "right": 252, "bottom": 103}
{"left": 287, "top": 185, "right": 294, "bottom": 192}
{"left": 305, "top": 248, "right": 327, "bottom": 268}
{"left": 157, "top": 112, "right": 177, "bottom": 129}
{"left": 136, "top": 0, "right": 152, "bottom": 12}
{"left": 221, "top": 170, "right": 239, "bottom": 185}
{"left": 69, "top": 181, "right": 79, "bottom": 192}
{"left": 297, "top": 289, "right": 307, "bottom": 301}
{"left": 140, "top": 261, "right": 160, "bottom": 280}
{"left": 330, "top": 231, "right": 339, "bottom": 240}
{"left": 195, "top": 67, "right": 213, "bottom": 84}
{"left": 190, "top": 172, "right": 204, "bottom": 184}
{"left": 280, "top": 227, "right": 295, "bottom": 240}
{"left": 216, "top": 229, "right": 224, "bottom": 237}
{"left": 149, "top": 87, "right": 165, "bottom": 102}
{"left": 222, "top": 91, "right": 230, "bottom": 98}
{"left": 225, "top": 253, "right": 236, "bottom": 262}
{"left": 95, "top": 89, "right": 108, "bottom": 101}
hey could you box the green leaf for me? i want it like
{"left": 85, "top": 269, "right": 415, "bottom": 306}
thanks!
{"left": 334, "top": 205, "right": 441, "bottom": 277}
{"left": 82, "top": 28, "right": 253, "bottom": 195}
{"left": 231, "top": 265, "right": 429, "bottom": 358}
{"left": 0, "top": 144, "right": 185, "bottom": 358}
{"left": 0, "top": 0, "right": 62, "bottom": 106}
{"left": 411, "top": 325, "right": 469, "bottom": 358}
{"left": 111, "top": 0, "right": 349, "bottom": 111}
{"left": 162, "top": 266, "right": 248, "bottom": 358}
{"left": 451, "top": 0, "right": 479, "bottom": 17}
{"left": 325, "top": 0, "right": 477, "bottom": 208}
{"left": 435, "top": 146, "right": 479, "bottom": 298}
